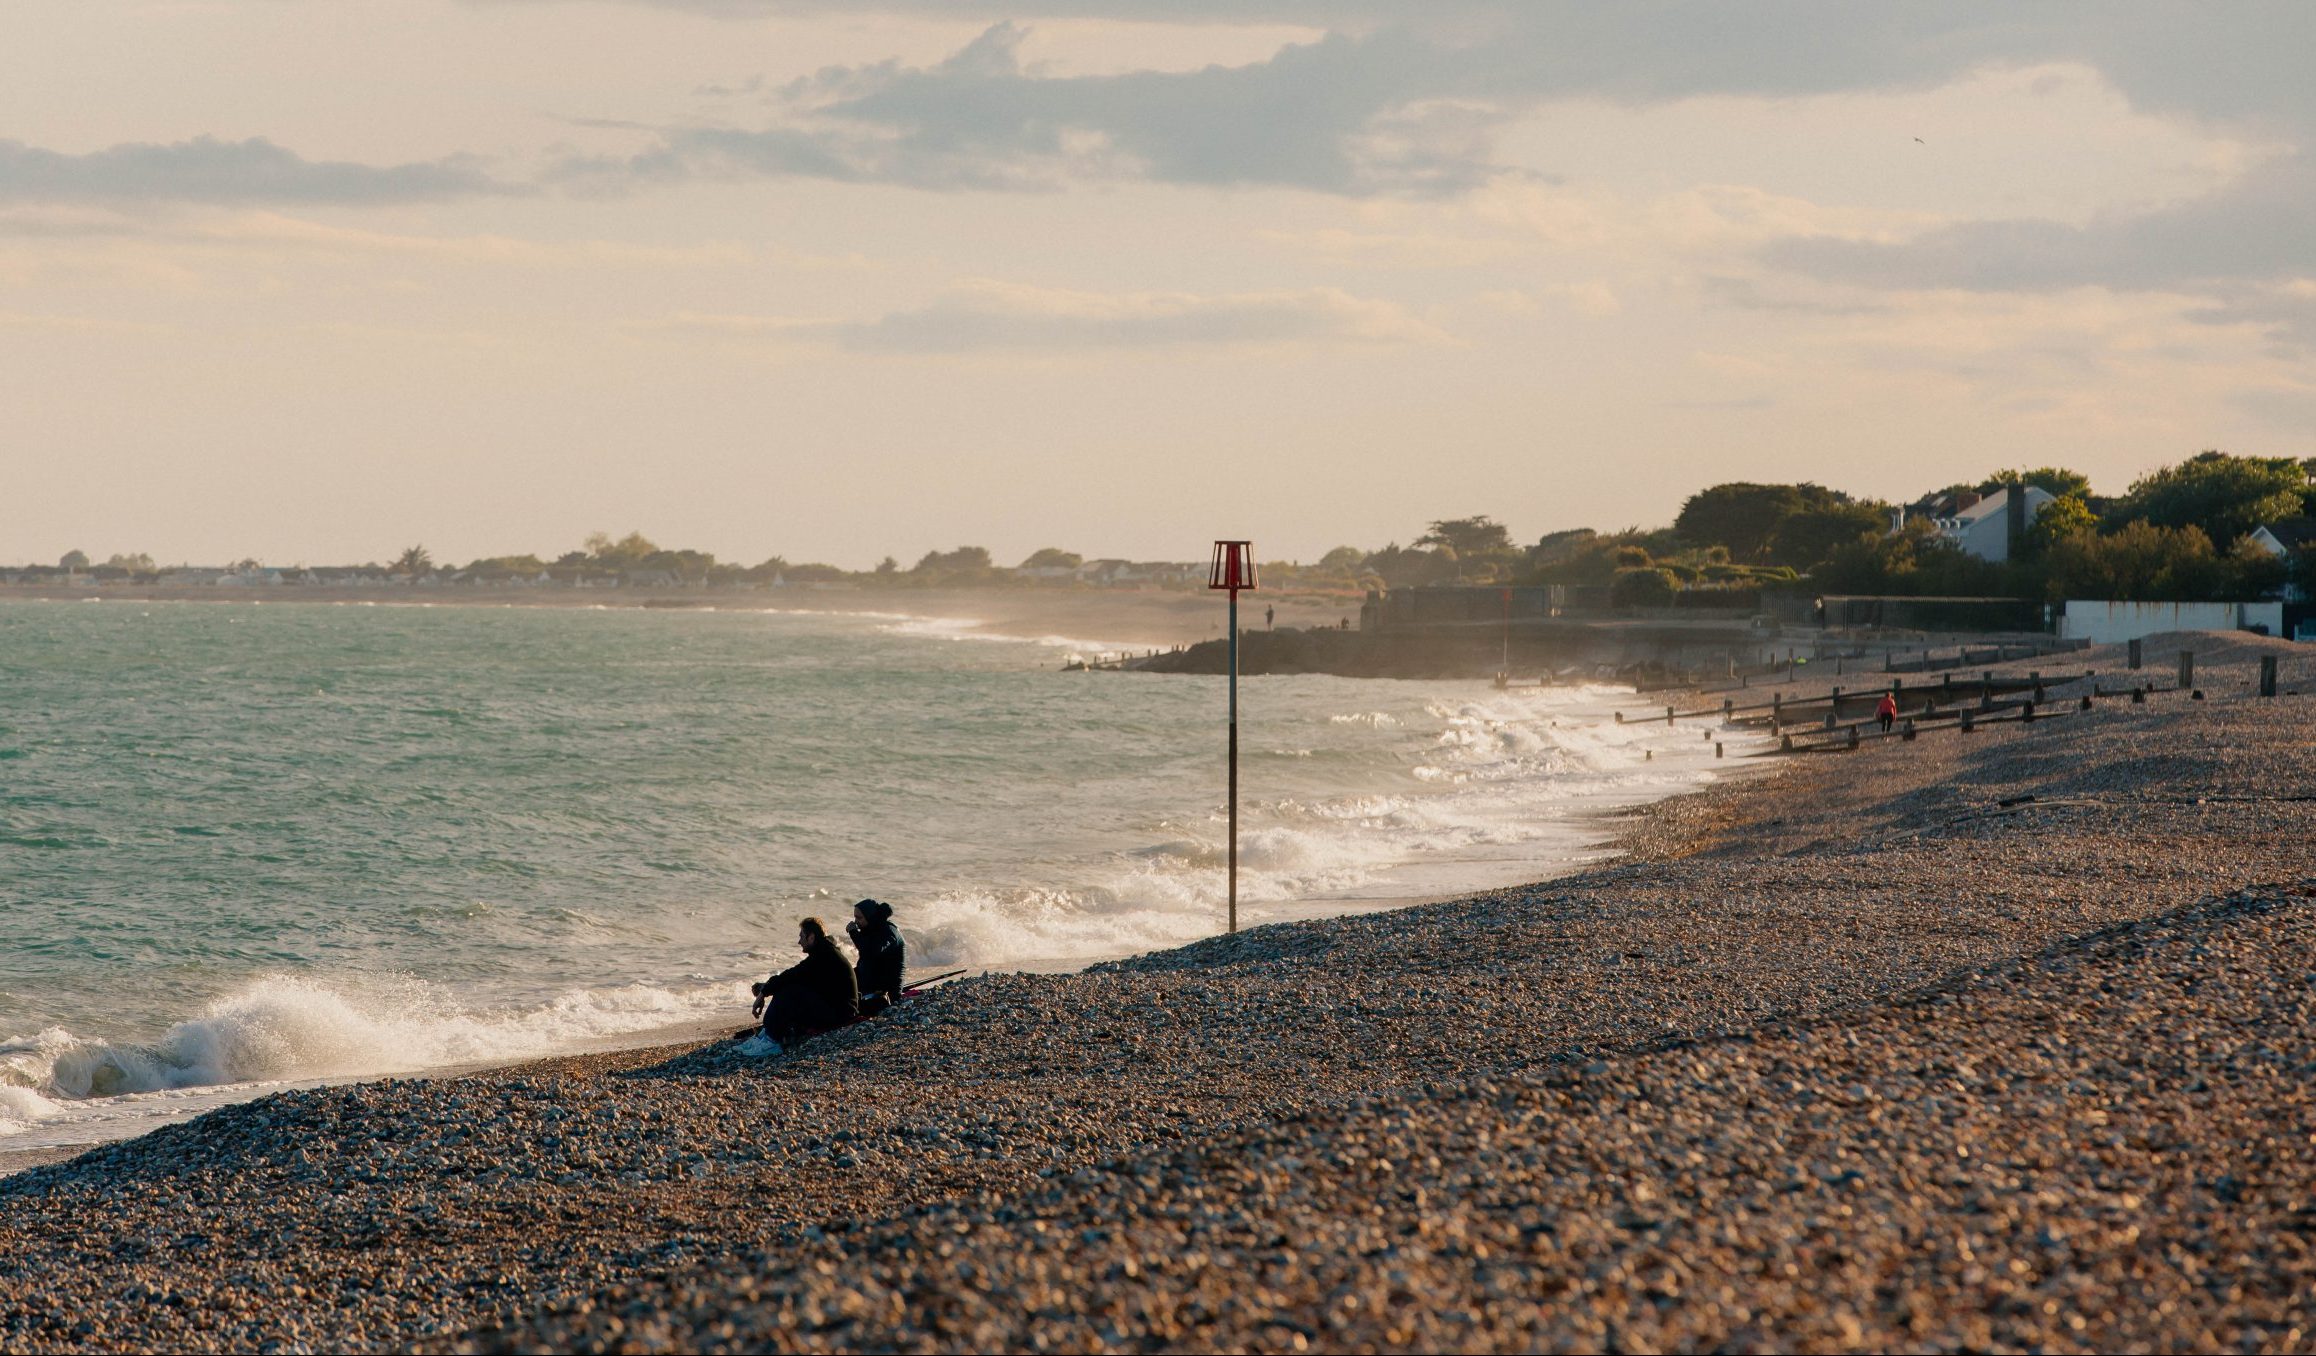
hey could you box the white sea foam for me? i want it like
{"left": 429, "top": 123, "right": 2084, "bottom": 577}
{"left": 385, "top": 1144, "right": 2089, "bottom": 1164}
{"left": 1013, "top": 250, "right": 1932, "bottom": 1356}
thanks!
{"left": 898, "top": 684, "right": 1767, "bottom": 968}
{"left": 0, "top": 973, "right": 747, "bottom": 1144}
{"left": 876, "top": 614, "right": 1167, "bottom": 656}
{"left": 0, "top": 1085, "right": 62, "bottom": 1137}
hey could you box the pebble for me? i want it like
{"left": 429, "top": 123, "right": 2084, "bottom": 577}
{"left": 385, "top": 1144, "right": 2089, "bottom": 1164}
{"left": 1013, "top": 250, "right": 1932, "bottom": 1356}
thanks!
{"left": 0, "top": 633, "right": 2308, "bottom": 1353}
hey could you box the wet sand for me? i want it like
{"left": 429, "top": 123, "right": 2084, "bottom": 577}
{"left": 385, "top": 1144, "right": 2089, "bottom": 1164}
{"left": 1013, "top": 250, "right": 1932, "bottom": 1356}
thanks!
{"left": 1, "top": 632, "right": 2310, "bottom": 1352}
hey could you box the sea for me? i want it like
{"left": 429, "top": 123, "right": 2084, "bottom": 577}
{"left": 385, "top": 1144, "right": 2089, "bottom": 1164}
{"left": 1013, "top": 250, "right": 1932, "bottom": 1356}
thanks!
{"left": 0, "top": 599, "right": 1753, "bottom": 1154}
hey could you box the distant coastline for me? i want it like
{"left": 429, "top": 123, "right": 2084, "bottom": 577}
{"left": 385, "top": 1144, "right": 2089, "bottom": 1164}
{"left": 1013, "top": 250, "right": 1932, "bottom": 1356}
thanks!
{"left": 0, "top": 583, "right": 1361, "bottom": 651}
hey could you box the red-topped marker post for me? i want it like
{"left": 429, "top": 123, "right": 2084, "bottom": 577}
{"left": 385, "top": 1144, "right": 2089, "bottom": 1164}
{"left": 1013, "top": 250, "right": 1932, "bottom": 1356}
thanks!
{"left": 1209, "top": 541, "right": 1257, "bottom": 934}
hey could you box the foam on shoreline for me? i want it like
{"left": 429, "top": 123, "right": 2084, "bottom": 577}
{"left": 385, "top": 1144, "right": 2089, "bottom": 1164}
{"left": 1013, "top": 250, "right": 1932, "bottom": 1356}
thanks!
{"left": 0, "top": 975, "right": 747, "bottom": 1150}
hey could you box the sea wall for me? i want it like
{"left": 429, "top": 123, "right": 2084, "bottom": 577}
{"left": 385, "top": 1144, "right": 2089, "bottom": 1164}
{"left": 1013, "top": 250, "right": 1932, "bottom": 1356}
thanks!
{"left": 2059, "top": 599, "right": 2284, "bottom": 643}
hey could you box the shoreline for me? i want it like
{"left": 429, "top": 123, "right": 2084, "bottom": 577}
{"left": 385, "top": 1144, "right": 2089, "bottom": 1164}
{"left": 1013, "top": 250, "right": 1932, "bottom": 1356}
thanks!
{"left": 2, "top": 721, "right": 1772, "bottom": 1169}
{"left": 3, "top": 632, "right": 2309, "bottom": 1351}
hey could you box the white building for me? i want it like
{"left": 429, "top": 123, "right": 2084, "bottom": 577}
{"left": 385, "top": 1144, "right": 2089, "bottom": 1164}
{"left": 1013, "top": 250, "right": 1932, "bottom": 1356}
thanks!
{"left": 1928, "top": 485, "right": 2055, "bottom": 563}
{"left": 2245, "top": 516, "right": 2314, "bottom": 602}
{"left": 2245, "top": 516, "right": 2315, "bottom": 561}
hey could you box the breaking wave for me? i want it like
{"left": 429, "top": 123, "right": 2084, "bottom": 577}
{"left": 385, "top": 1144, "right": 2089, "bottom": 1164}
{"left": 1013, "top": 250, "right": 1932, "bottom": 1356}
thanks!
{"left": 0, "top": 973, "right": 745, "bottom": 1129}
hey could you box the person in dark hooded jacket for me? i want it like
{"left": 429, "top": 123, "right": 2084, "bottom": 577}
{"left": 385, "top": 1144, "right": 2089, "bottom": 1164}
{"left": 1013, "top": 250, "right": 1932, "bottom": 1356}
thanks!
{"left": 847, "top": 898, "right": 905, "bottom": 1015}
{"left": 751, "top": 917, "right": 857, "bottom": 1045}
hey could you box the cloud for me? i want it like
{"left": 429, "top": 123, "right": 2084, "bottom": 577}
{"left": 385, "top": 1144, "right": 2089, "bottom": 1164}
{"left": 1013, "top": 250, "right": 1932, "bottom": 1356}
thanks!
{"left": 188, "top": 213, "right": 772, "bottom": 269}
{"left": 0, "top": 136, "right": 508, "bottom": 206}
{"left": 1760, "top": 151, "right": 2316, "bottom": 342}
{"left": 647, "top": 277, "right": 1450, "bottom": 352}
{"left": 554, "top": 3, "right": 2316, "bottom": 244}
{"left": 1766, "top": 153, "right": 2316, "bottom": 293}
{"left": 570, "top": 21, "right": 1485, "bottom": 196}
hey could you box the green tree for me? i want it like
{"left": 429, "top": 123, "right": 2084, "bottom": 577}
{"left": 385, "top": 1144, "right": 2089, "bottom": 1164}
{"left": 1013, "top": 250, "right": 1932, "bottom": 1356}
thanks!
{"left": 1673, "top": 483, "right": 1848, "bottom": 561}
{"left": 1019, "top": 548, "right": 1082, "bottom": 569}
{"left": 1415, "top": 516, "right": 1514, "bottom": 560}
{"left": 2023, "top": 494, "right": 2097, "bottom": 555}
{"left": 641, "top": 548, "right": 716, "bottom": 581}
{"left": 467, "top": 554, "right": 548, "bottom": 573}
{"left": 874, "top": 556, "right": 899, "bottom": 575}
{"left": 1810, "top": 518, "right": 2007, "bottom": 596}
{"left": 394, "top": 544, "right": 433, "bottom": 576}
{"left": 2292, "top": 546, "right": 2316, "bottom": 600}
{"left": 1981, "top": 466, "right": 2094, "bottom": 499}
{"left": 2043, "top": 521, "right": 2228, "bottom": 601}
{"left": 2108, "top": 451, "right": 2307, "bottom": 550}
{"left": 1766, "top": 503, "right": 1888, "bottom": 570}
{"left": 59, "top": 549, "right": 90, "bottom": 571}
{"left": 1610, "top": 566, "right": 1678, "bottom": 608}
{"left": 1527, "top": 528, "right": 1598, "bottom": 569}
{"left": 914, "top": 546, "right": 993, "bottom": 573}
{"left": 1315, "top": 546, "right": 1368, "bottom": 575}
{"left": 2229, "top": 539, "right": 2290, "bottom": 599}
{"left": 1364, "top": 542, "right": 1455, "bottom": 588}
{"left": 584, "top": 531, "right": 660, "bottom": 567}
{"left": 102, "top": 552, "right": 155, "bottom": 572}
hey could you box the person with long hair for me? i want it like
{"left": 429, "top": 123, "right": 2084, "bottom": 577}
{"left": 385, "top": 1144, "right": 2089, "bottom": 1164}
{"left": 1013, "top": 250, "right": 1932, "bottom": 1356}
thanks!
{"left": 847, "top": 898, "right": 906, "bottom": 1015}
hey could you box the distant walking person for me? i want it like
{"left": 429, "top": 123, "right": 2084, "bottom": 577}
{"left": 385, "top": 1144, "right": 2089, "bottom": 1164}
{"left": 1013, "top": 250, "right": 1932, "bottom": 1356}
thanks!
{"left": 744, "top": 917, "right": 858, "bottom": 1056}
{"left": 847, "top": 898, "right": 906, "bottom": 1015}
{"left": 1265, "top": 604, "right": 1275, "bottom": 630}
{"left": 1876, "top": 691, "right": 1898, "bottom": 734}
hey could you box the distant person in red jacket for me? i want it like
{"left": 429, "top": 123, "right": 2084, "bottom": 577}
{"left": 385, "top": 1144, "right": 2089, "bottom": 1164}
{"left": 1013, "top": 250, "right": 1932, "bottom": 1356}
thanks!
{"left": 1876, "top": 691, "right": 1898, "bottom": 733}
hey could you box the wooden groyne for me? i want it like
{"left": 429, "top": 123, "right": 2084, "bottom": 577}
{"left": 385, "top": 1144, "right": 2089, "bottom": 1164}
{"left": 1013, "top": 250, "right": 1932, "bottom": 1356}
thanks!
{"left": 1099, "top": 620, "right": 2078, "bottom": 684}
{"left": 1613, "top": 656, "right": 2246, "bottom": 760}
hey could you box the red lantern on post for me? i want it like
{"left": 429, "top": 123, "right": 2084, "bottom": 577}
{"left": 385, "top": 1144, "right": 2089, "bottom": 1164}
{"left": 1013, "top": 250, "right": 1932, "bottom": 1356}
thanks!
{"left": 1209, "top": 541, "right": 1256, "bottom": 934}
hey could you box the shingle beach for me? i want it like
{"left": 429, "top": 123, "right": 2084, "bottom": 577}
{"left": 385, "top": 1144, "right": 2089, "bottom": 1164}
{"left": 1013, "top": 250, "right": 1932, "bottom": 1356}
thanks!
{"left": 3, "top": 632, "right": 2311, "bottom": 1353}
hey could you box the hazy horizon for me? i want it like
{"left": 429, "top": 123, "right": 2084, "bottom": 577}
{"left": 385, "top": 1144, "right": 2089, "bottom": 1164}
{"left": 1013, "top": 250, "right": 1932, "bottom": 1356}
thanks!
{"left": 5, "top": 2, "right": 2312, "bottom": 570}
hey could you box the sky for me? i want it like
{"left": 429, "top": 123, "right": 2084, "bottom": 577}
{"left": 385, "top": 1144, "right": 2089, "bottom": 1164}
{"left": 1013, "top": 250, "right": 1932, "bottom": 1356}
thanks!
{"left": 2, "top": 1, "right": 2312, "bottom": 569}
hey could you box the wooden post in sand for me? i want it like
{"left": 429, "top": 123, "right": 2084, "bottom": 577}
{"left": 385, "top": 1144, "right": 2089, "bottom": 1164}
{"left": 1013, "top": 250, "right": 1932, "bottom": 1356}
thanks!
{"left": 2179, "top": 650, "right": 2195, "bottom": 690}
{"left": 1209, "top": 542, "right": 1257, "bottom": 935}
{"left": 2260, "top": 655, "right": 2279, "bottom": 698}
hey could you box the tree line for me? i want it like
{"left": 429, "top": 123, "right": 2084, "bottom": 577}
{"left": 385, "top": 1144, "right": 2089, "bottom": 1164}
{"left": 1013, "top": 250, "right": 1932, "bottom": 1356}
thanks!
{"left": 1318, "top": 450, "right": 2314, "bottom": 606}
{"left": 36, "top": 449, "right": 2312, "bottom": 605}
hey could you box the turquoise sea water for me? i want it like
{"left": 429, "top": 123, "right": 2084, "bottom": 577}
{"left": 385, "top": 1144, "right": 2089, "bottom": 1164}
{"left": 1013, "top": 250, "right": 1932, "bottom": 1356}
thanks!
{"left": 0, "top": 599, "right": 1743, "bottom": 1148}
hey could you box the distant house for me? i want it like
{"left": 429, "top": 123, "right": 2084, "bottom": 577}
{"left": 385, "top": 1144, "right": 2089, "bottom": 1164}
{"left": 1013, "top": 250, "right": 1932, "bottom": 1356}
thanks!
{"left": 463, "top": 567, "right": 551, "bottom": 587}
{"left": 1918, "top": 485, "right": 2055, "bottom": 563}
{"left": 1074, "top": 559, "right": 1202, "bottom": 588}
{"left": 2246, "top": 516, "right": 2315, "bottom": 602}
{"left": 2246, "top": 516, "right": 2316, "bottom": 559}
{"left": 621, "top": 568, "right": 680, "bottom": 589}
{"left": 309, "top": 566, "right": 388, "bottom": 587}
{"left": 1072, "top": 558, "right": 1132, "bottom": 585}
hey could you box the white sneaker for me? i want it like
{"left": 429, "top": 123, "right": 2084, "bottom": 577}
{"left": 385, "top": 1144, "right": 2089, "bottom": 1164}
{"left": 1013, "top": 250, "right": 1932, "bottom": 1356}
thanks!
{"left": 737, "top": 1033, "right": 782, "bottom": 1059}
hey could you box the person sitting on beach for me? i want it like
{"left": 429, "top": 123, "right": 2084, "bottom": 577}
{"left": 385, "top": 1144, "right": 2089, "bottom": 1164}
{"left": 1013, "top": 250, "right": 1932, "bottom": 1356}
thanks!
{"left": 847, "top": 898, "right": 906, "bottom": 1016}
{"left": 1876, "top": 691, "right": 1899, "bottom": 734}
{"left": 743, "top": 917, "right": 858, "bottom": 1056}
